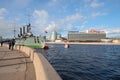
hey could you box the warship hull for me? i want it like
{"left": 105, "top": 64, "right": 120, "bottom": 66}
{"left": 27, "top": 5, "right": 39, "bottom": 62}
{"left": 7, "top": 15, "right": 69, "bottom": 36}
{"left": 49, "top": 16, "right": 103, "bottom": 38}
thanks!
{"left": 15, "top": 36, "right": 48, "bottom": 49}
{"left": 15, "top": 23, "right": 49, "bottom": 49}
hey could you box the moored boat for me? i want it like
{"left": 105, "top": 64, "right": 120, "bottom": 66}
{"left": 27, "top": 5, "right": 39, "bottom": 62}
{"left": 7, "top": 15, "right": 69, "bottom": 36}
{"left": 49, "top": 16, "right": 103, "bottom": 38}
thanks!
{"left": 15, "top": 23, "right": 49, "bottom": 49}
{"left": 64, "top": 42, "right": 70, "bottom": 48}
{"left": 101, "top": 39, "right": 113, "bottom": 42}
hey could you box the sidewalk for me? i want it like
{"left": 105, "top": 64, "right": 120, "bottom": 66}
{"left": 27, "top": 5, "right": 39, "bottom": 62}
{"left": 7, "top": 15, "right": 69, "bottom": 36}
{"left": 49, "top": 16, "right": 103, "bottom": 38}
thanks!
{"left": 0, "top": 46, "right": 36, "bottom": 80}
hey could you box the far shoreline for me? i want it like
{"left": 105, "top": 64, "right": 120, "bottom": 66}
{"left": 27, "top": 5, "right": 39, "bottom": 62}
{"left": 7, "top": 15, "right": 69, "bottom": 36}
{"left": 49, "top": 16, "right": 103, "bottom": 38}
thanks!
{"left": 46, "top": 42, "right": 120, "bottom": 45}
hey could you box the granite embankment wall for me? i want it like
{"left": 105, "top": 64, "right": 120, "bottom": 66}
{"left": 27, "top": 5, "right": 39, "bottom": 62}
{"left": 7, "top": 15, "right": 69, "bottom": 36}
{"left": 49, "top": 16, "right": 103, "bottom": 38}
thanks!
{"left": 4, "top": 44, "right": 62, "bottom": 80}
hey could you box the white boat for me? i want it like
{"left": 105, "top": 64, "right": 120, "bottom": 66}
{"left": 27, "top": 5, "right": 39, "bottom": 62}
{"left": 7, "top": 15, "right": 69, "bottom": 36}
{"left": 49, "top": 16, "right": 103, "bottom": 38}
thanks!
{"left": 64, "top": 44, "right": 69, "bottom": 48}
{"left": 101, "top": 39, "right": 113, "bottom": 42}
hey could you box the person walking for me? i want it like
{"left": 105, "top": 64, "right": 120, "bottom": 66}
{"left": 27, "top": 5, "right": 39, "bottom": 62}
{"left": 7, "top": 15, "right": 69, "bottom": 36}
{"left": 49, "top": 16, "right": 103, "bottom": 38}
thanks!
{"left": 1, "top": 41, "right": 3, "bottom": 47}
{"left": 11, "top": 38, "right": 15, "bottom": 50}
{"left": 9, "top": 39, "right": 12, "bottom": 50}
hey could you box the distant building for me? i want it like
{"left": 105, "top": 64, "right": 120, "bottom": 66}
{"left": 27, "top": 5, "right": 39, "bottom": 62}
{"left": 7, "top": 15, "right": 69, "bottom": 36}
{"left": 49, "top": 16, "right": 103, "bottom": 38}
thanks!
{"left": 57, "top": 33, "right": 61, "bottom": 39}
{"left": 49, "top": 31, "right": 62, "bottom": 42}
{"left": 50, "top": 31, "right": 57, "bottom": 42}
{"left": 68, "top": 30, "right": 106, "bottom": 42}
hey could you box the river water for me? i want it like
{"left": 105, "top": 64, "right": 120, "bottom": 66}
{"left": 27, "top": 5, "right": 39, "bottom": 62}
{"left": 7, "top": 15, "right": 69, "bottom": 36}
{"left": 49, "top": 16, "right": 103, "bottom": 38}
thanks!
{"left": 35, "top": 44, "right": 120, "bottom": 80}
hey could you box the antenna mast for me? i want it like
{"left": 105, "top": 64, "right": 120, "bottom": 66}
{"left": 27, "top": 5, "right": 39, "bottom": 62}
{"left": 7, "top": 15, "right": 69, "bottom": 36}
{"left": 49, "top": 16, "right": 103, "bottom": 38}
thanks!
{"left": 26, "top": 13, "right": 31, "bottom": 24}
{"left": 13, "top": 20, "right": 16, "bottom": 38}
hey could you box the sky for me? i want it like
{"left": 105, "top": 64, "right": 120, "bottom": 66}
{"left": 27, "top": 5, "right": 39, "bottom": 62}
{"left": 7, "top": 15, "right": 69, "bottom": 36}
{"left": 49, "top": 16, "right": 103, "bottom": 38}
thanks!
{"left": 0, "top": 0, "right": 120, "bottom": 38}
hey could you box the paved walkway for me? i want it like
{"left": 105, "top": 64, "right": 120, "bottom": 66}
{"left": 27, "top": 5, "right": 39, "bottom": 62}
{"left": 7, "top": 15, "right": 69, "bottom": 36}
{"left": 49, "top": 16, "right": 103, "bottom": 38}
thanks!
{"left": 0, "top": 46, "right": 36, "bottom": 80}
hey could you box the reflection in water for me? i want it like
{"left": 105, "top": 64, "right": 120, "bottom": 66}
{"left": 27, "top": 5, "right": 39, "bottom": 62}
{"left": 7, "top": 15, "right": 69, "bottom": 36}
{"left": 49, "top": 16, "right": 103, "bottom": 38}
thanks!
{"left": 36, "top": 44, "right": 120, "bottom": 80}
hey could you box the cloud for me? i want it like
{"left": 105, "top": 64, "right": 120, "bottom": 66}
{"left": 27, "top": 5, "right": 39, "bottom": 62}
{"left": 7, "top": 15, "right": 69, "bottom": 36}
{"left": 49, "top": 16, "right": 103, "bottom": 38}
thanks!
{"left": 32, "top": 10, "right": 86, "bottom": 35}
{"left": 33, "top": 10, "right": 48, "bottom": 25}
{"left": 44, "top": 21, "right": 56, "bottom": 32}
{"left": 0, "top": 8, "right": 7, "bottom": 16}
{"left": 80, "top": 21, "right": 88, "bottom": 29}
{"left": 32, "top": 10, "right": 49, "bottom": 35}
{"left": 57, "top": 14, "right": 87, "bottom": 31}
{"left": 61, "top": 13, "right": 86, "bottom": 23}
{"left": 0, "top": 8, "right": 7, "bottom": 19}
{"left": 13, "top": 0, "right": 32, "bottom": 7}
{"left": 105, "top": 28, "right": 120, "bottom": 37}
{"left": 65, "top": 21, "right": 88, "bottom": 31}
{"left": 0, "top": 19, "right": 15, "bottom": 38}
{"left": 0, "top": 8, "right": 11, "bottom": 37}
{"left": 33, "top": 10, "right": 48, "bottom": 24}
{"left": 90, "top": 0, "right": 104, "bottom": 8}
{"left": 53, "top": 13, "right": 86, "bottom": 32}
{"left": 66, "top": 24, "right": 75, "bottom": 31}
{"left": 91, "top": 12, "right": 107, "bottom": 17}
{"left": 42, "top": 11, "right": 87, "bottom": 33}
{"left": 0, "top": 8, "right": 22, "bottom": 38}
{"left": 33, "top": 10, "right": 48, "bottom": 18}
{"left": 47, "top": 0, "right": 59, "bottom": 7}
{"left": 106, "top": 28, "right": 120, "bottom": 34}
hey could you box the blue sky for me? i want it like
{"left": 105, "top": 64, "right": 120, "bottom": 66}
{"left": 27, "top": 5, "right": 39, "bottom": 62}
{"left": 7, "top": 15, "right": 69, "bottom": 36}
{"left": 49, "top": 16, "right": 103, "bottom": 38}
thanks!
{"left": 0, "top": 0, "right": 120, "bottom": 38}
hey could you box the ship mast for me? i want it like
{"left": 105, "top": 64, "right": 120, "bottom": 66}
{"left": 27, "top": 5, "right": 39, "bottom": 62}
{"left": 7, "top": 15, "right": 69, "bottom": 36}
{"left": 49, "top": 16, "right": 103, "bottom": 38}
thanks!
{"left": 13, "top": 25, "right": 16, "bottom": 38}
{"left": 26, "top": 13, "right": 31, "bottom": 25}
{"left": 13, "top": 20, "right": 16, "bottom": 38}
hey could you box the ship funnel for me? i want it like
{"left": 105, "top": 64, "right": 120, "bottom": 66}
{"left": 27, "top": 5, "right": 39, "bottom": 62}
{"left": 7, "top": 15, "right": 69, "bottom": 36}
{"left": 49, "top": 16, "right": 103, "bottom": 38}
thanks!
{"left": 20, "top": 27, "right": 22, "bottom": 36}
{"left": 23, "top": 26, "right": 25, "bottom": 34}
{"left": 27, "top": 23, "right": 31, "bottom": 33}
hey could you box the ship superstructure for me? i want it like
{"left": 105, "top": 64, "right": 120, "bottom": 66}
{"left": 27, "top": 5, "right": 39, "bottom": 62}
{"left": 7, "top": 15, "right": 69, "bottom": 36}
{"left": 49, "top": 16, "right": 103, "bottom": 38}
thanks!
{"left": 15, "top": 23, "right": 48, "bottom": 49}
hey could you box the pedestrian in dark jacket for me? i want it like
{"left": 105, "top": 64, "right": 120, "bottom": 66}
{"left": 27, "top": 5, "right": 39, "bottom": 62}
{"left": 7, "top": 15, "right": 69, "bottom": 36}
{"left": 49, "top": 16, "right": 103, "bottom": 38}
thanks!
{"left": 9, "top": 40, "right": 12, "bottom": 50}
{"left": 1, "top": 41, "right": 3, "bottom": 46}
{"left": 11, "top": 39, "right": 15, "bottom": 50}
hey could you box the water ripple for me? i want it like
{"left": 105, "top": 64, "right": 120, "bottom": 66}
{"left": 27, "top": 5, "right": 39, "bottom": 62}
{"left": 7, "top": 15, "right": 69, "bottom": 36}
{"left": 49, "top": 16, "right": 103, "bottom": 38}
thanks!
{"left": 36, "top": 44, "right": 120, "bottom": 80}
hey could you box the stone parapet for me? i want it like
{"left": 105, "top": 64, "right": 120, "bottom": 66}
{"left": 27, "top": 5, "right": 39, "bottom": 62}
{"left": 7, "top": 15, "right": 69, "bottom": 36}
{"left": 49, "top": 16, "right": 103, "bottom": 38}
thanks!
{"left": 4, "top": 44, "right": 62, "bottom": 80}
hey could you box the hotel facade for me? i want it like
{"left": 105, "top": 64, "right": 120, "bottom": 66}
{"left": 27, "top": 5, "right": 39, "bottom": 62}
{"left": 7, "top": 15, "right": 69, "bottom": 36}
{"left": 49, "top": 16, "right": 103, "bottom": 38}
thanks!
{"left": 68, "top": 30, "right": 106, "bottom": 42}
